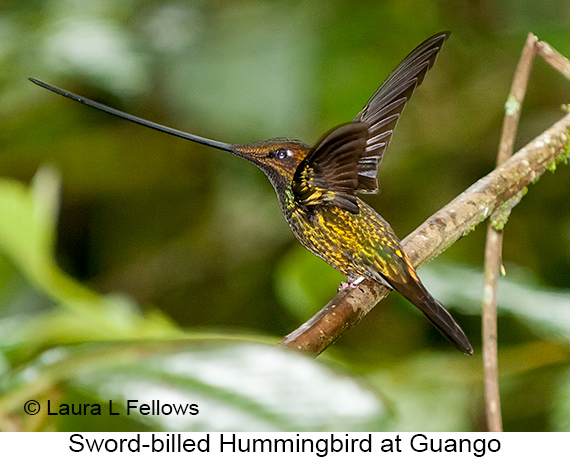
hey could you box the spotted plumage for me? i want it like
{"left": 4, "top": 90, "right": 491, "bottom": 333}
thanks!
{"left": 30, "top": 31, "right": 472, "bottom": 354}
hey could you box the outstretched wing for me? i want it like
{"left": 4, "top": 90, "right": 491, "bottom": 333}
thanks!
{"left": 292, "top": 122, "right": 368, "bottom": 213}
{"left": 292, "top": 32, "right": 449, "bottom": 214}
{"left": 293, "top": 32, "right": 449, "bottom": 213}
{"left": 354, "top": 31, "right": 450, "bottom": 193}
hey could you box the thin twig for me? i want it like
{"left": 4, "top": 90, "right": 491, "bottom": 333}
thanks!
{"left": 482, "top": 227, "right": 504, "bottom": 431}
{"left": 280, "top": 112, "right": 570, "bottom": 354}
{"left": 536, "top": 41, "right": 570, "bottom": 82}
{"left": 482, "top": 32, "right": 538, "bottom": 433}
{"left": 481, "top": 33, "right": 570, "bottom": 432}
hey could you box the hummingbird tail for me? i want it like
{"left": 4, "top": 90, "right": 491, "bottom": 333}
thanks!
{"left": 414, "top": 290, "right": 473, "bottom": 355}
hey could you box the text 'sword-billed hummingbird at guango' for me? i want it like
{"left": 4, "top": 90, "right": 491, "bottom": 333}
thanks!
{"left": 30, "top": 31, "right": 473, "bottom": 355}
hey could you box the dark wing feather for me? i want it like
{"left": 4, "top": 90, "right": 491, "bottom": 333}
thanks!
{"left": 354, "top": 31, "right": 450, "bottom": 194}
{"left": 292, "top": 32, "right": 449, "bottom": 213}
{"left": 292, "top": 123, "right": 368, "bottom": 214}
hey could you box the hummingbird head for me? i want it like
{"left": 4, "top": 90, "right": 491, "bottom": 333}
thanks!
{"left": 28, "top": 79, "right": 311, "bottom": 192}
{"left": 230, "top": 138, "right": 310, "bottom": 193}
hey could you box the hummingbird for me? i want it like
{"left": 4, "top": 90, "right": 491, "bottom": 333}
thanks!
{"left": 30, "top": 31, "right": 473, "bottom": 355}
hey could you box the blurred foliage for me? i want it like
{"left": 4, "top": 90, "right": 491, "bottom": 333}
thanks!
{"left": 1, "top": 0, "right": 570, "bottom": 432}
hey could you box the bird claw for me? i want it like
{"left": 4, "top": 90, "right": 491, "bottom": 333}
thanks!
{"left": 338, "top": 282, "right": 353, "bottom": 291}
{"left": 338, "top": 276, "right": 366, "bottom": 291}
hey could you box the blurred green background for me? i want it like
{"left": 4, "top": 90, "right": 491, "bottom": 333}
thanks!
{"left": 1, "top": 0, "right": 570, "bottom": 432}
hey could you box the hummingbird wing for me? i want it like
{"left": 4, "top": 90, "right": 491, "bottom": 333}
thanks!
{"left": 292, "top": 122, "right": 368, "bottom": 214}
{"left": 292, "top": 32, "right": 449, "bottom": 214}
{"left": 353, "top": 31, "right": 450, "bottom": 194}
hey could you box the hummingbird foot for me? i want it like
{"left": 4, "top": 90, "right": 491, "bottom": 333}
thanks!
{"left": 338, "top": 276, "right": 366, "bottom": 291}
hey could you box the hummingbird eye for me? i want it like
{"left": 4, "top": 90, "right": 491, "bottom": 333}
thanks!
{"left": 267, "top": 148, "right": 293, "bottom": 160}
{"left": 275, "top": 148, "right": 292, "bottom": 160}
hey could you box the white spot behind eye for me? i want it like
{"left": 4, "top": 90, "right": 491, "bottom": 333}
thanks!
{"left": 276, "top": 149, "right": 293, "bottom": 159}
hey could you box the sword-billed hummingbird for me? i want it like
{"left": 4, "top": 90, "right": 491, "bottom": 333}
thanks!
{"left": 30, "top": 31, "right": 473, "bottom": 354}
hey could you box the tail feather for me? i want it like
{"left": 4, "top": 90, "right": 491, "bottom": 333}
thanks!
{"left": 395, "top": 280, "right": 473, "bottom": 355}
{"left": 417, "top": 295, "right": 473, "bottom": 355}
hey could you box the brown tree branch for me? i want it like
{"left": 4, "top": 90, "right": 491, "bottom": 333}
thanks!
{"left": 482, "top": 226, "right": 505, "bottom": 431}
{"left": 481, "top": 34, "right": 570, "bottom": 432}
{"left": 536, "top": 41, "right": 570, "bottom": 82}
{"left": 482, "top": 31, "right": 538, "bottom": 434}
{"left": 280, "top": 112, "right": 570, "bottom": 355}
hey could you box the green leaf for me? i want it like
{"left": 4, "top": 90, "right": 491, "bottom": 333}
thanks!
{"left": 1, "top": 340, "right": 388, "bottom": 432}
{"left": 0, "top": 166, "right": 60, "bottom": 284}
{"left": 367, "top": 352, "right": 479, "bottom": 431}
{"left": 0, "top": 168, "right": 180, "bottom": 357}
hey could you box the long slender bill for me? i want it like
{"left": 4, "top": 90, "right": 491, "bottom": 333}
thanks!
{"left": 29, "top": 78, "right": 237, "bottom": 154}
